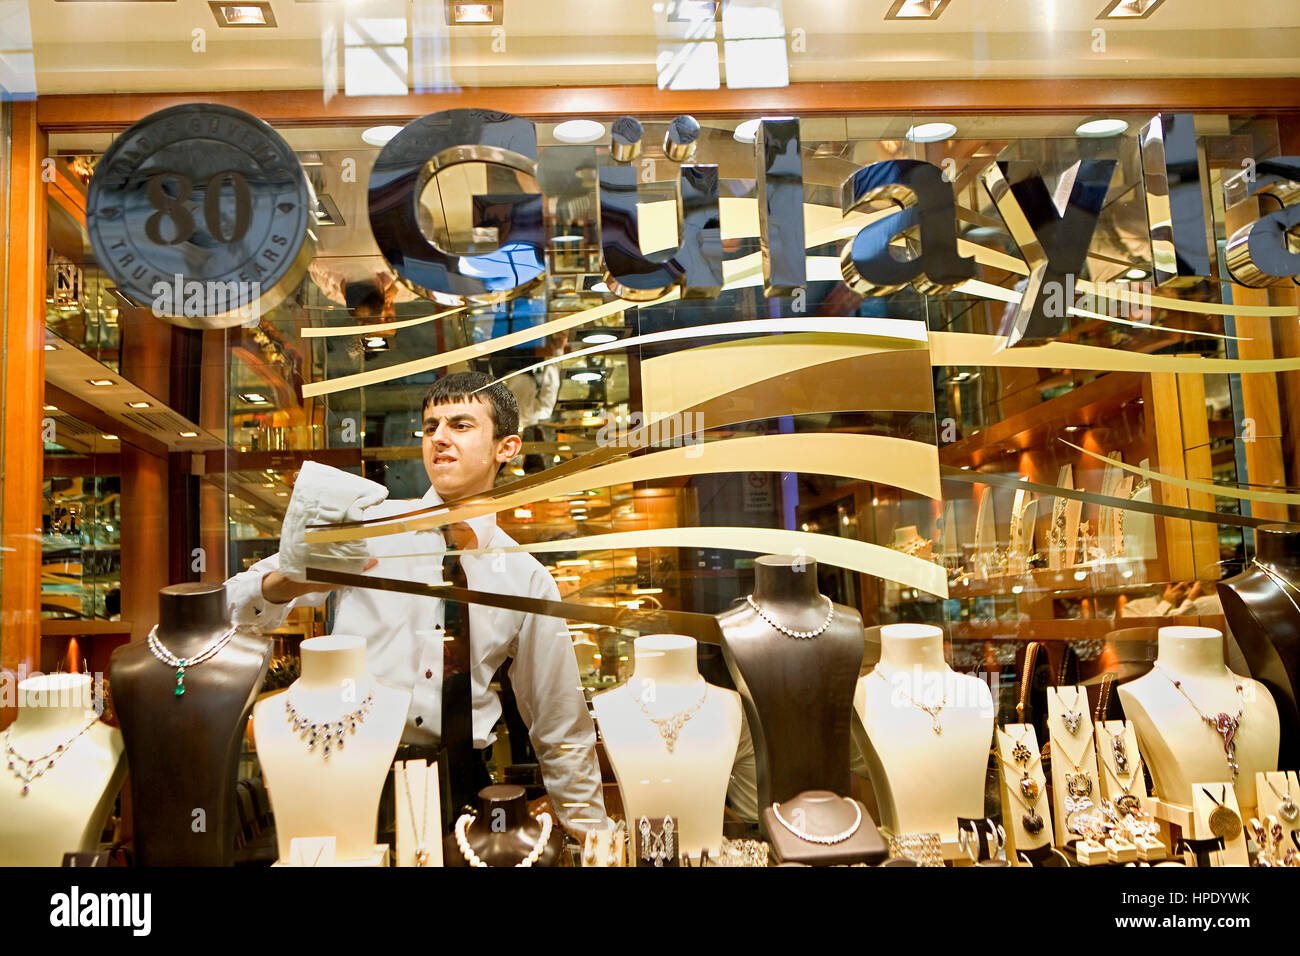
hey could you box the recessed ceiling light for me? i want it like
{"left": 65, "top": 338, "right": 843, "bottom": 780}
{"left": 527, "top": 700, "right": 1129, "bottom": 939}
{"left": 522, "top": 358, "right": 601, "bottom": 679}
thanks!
{"left": 885, "top": 0, "right": 951, "bottom": 19}
{"left": 239, "top": 392, "right": 269, "bottom": 405}
{"left": 514, "top": 508, "right": 533, "bottom": 518}
{"left": 553, "top": 120, "right": 606, "bottom": 144}
{"left": 446, "top": 1, "right": 502, "bottom": 24}
{"left": 580, "top": 331, "right": 619, "bottom": 345}
{"left": 209, "top": 2, "right": 276, "bottom": 28}
{"left": 733, "top": 119, "right": 761, "bottom": 144}
{"left": 361, "top": 125, "right": 404, "bottom": 147}
{"left": 363, "top": 336, "right": 391, "bottom": 351}
{"left": 87, "top": 379, "right": 114, "bottom": 387}
{"left": 44, "top": 344, "right": 57, "bottom": 351}
{"left": 570, "top": 370, "right": 603, "bottom": 383}
{"left": 127, "top": 401, "right": 152, "bottom": 409}
{"left": 179, "top": 431, "right": 199, "bottom": 438}
{"left": 905, "top": 122, "right": 957, "bottom": 143}
{"left": 1076, "top": 118, "right": 1129, "bottom": 138}
{"left": 1098, "top": 0, "right": 1166, "bottom": 18}
{"left": 100, "top": 434, "right": 118, "bottom": 441}
{"left": 1125, "top": 267, "right": 1149, "bottom": 280}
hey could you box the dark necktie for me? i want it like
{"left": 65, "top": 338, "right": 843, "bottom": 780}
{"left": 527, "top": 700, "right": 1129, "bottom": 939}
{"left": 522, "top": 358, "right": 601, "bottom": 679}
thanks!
{"left": 440, "top": 551, "right": 477, "bottom": 820}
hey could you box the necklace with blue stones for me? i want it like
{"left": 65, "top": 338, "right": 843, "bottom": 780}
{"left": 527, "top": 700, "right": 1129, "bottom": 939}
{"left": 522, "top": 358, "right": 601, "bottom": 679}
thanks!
{"left": 283, "top": 690, "right": 375, "bottom": 759}
{"left": 146, "top": 624, "right": 237, "bottom": 697}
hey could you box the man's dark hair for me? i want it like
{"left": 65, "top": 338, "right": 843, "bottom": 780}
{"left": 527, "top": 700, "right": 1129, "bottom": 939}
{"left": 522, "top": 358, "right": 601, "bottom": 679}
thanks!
{"left": 345, "top": 281, "right": 386, "bottom": 316}
{"left": 423, "top": 370, "right": 519, "bottom": 442}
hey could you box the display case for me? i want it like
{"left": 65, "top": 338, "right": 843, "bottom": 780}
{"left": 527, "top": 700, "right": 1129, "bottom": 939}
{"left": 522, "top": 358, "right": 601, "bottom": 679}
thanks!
{"left": 0, "top": 1, "right": 1298, "bottom": 880}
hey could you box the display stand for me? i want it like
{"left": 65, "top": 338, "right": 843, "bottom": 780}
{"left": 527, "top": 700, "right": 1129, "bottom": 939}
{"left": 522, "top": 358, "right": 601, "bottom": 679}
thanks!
{"left": 1254, "top": 770, "right": 1300, "bottom": 846}
{"left": 444, "top": 784, "right": 565, "bottom": 867}
{"left": 110, "top": 583, "right": 271, "bottom": 866}
{"left": 1119, "top": 626, "right": 1279, "bottom": 814}
{"left": 395, "top": 759, "right": 443, "bottom": 867}
{"left": 1095, "top": 719, "right": 1167, "bottom": 861}
{"left": 253, "top": 635, "right": 410, "bottom": 865}
{"left": 593, "top": 634, "right": 742, "bottom": 861}
{"left": 1046, "top": 686, "right": 1100, "bottom": 847}
{"left": 1190, "top": 782, "right": 1249, "bottom": 866}
{"left": 274, "top": 837, "right": 389, "bottom": 868}
{"left": 852, "top": 623, "right": 992, "bottom": 847}
{"left": 0, "top": 675, "right": 125, "bottom": 866}
{"left": 762, "top": 790, "right": 887, "bottom": 866}
{"left": 996, "top": 724, "right": 1053, "bottom": 866}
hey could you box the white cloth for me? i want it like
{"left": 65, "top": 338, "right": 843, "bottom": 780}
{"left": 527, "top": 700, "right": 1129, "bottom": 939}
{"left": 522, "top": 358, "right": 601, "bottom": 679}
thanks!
{"left": 277, "top": 461, "right": 389, "bottom": 582}
{"left": 225, "top": 473, "right": 609, "bottom": 832}
{"left": 506, "top": 366, "right": 560, "bottom": 430}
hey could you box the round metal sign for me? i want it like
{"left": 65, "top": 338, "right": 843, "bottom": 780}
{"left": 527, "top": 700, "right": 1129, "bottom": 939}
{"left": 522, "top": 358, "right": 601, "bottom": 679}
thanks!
{"left": 87, "top": 103, "right": 315, "bottom": 329}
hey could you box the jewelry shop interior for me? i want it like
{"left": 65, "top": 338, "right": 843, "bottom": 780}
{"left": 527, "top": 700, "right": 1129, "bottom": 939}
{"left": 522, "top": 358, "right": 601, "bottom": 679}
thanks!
{"left": 2, "top": 0, "right": 1300, "bottom": 869}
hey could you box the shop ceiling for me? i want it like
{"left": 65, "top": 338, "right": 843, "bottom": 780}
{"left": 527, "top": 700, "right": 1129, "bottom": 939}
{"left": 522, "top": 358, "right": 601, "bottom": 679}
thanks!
{"left": 21, "top": 0, "right": 1300, "bottom": 95}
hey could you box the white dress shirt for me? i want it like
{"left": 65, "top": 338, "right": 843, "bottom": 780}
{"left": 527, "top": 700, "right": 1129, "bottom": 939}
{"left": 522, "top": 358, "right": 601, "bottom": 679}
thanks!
{"left": 225, "top": 483, "right": 609, "bottom": 832}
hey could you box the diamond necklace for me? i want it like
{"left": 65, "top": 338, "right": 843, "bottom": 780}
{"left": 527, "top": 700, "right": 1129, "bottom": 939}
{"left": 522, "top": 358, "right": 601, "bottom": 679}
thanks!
{"left": 4, "top": 716, "right": 99, "bottom": 796}
{"left": 402, "top": 763, "right": 434, "bottom": 867}
{"left": 871, "top": 668, "right": 948, "bottom": 735}
{"left": 146, "top": 624, "right": 237, "bottom": 697}
{"left": 1053, "top": 732, "right": 1096, "bottom": 799}
{"left": 455, "top": 811, "right": 552, "bottom": 867}
{"left": 771, "top": 797, "right": 862, "bottom": 845}
{"left": 1152, "top": 661, "right": 1245, "bottom": 780}
{"left": 745, "top": 594, "right": 834, "bottom": 639}
{"left": 284, "top": 690, "right": 375, "bottom": 759}
{"left": 631, "top": 682, "right": 708, "bottom": 754}
{"left": 1060, "top": 687, "right": 1085, "bottom": 736}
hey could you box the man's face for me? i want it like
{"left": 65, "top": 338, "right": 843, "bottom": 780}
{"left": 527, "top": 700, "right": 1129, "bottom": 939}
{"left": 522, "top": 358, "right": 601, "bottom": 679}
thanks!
{"left": 421, "top": 397, "right": 519, "bottom": 500}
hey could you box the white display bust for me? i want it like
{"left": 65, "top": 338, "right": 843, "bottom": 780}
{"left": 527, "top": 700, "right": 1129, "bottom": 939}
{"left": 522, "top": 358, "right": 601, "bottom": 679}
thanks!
{"left": 593, "top": 634, "right": 742, "bottom": 861}
{"left": 852, "top": 623, "right": 993, "bottom": 840}
{"left": 0, "top": 674, "right": 125, "bottom": 866}
{"left": 253, "top": 635, "right": 410, "bottom": 864}
{"left": 1119, "top": 625, "right": 1278, "bottom": 813}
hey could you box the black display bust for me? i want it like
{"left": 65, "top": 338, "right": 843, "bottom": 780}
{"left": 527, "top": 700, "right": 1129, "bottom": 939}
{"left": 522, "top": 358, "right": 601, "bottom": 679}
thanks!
{"left": 1217, "top": 524, "right": 1300, "bottom": 769}
{"left": 444, "top": 784, "right": 565, "bottom": 867}
{"left": 716, "top": 554, "right": 864, "bottom": 815}
{"left": 109, "top": 583, "right": 272, "bottom": 866}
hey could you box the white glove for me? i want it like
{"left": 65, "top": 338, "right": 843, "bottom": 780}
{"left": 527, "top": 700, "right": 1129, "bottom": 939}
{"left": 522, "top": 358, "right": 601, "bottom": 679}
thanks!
{"left": 278, "top": 461, "right": 389, "bottom": 582}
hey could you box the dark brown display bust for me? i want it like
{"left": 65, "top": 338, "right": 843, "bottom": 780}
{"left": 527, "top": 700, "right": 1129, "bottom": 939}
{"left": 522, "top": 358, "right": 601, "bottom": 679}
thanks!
{"left": 443, "top": 784, "right": 565, "bottom": 867}
{"left": 109, "top": 583, "right": 271, "bottom": 867}
{"left": 717, "top": 555, "right": 864, "bottom": 813}
{"left": 763, "top": 790, "right": 887, "bottom": 866}
{"left": 1217, "top": 524, "right": 1300, "bottom": 769}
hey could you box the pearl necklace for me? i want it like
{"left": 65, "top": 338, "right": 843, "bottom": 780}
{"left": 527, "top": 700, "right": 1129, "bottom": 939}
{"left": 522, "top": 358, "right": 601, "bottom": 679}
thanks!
{"left": 745, "top": 594, "right": 834, "bottom": 639}
{"left": 4, "top": 716, "right": 99, "bottom": 795}
{"left": 146, "top": 624, "right": 237, "bottom": 697}
{"left": 284, "top": 691, "right": 375, "bottom": 759}
{"left": 771, "top": 797, "right": 862, "bottom": 845}
{"left": 455, "top": 811, "right": 552, "bottom": 867}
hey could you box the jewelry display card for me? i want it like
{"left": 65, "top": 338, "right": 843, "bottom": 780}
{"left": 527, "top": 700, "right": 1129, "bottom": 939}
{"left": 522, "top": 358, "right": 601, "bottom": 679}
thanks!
{"left": 1190, "top": 782, "right": 1249, "bottom": 866}
{"left": 1095, "top": 719, "right": 1168, "bottom": 861}
{"left": 1063, "top": 498, "right": 1083, "bottom": 570}
{"left": 634, "top": 816, "right": 679, "bottom": 867}
{"left": 395, "top": 759, "right": 443, "bottom": 868}
{"left": 1254, "top": 770, "right": 1300, "bottom": 840}
{"left": 1047, "top": 687, "right": 1101, "bottom": 848}
{"left": 996, "top": 724, "right": 1053, "bottom": 866}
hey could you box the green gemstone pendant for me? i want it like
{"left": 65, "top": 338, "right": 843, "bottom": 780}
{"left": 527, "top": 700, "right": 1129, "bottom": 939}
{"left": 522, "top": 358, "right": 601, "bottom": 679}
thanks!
{"left": 175, "top": 666, "right": 186, "bottom": 697}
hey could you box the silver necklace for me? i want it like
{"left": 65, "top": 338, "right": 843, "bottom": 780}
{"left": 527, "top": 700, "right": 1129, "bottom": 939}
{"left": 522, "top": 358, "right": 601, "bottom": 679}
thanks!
{"left": 1060, "top": 687, "right": 1085, "bottom": 735}
{"left": 745, "top": 594, "right": 834, "bottom": 639}
{"left": 283, "top": 691, "right": 375, "bottom": 759}
{"left": 1266, "top": 774, "right": 1299, "bottom": 823}
{"left": 1053, "top": 732, "right": 1095, "bottom": 799}
{"left": 771, "top": 797, "right": 862, "bottom": 845}
{"left": 1100, "top": 721, "right": 1131, "bottom": 774}
{"left": 403, "top": 763, "right": 434, "bottom": 866}
{"left": 147, "top": 624, "right": 237, "bottom": 696}
{"left": 1101, "top": 752, "right": 1146, "bottom": 816}
{"left": 456, "top": 812, "right": 552, "bottom": 867}
{"left": 4, "top": 717, "right": 99, "bottom": 796}
{"left": 631, "top": 683, "right": 707, "bottom": 754}
{"left": 1152, "top": 661, "right": 1245, "bottom": 780}
{"left": 872, "top": 668, "right": 948, "bottom": 735}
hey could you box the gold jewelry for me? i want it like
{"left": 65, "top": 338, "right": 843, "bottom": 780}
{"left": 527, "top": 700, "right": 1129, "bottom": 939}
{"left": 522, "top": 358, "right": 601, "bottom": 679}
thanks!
{"left": 1101, "top": 751, "right": 1146, "bottom": 816}
{"left": 999, "top": 750, "right": 1048, "bottom": 835}
{"left": 1201, "top": 785, "right": 1242, "bottom": 841}
{"left": 401, "top": 762, "right": 433, "bottom": 867}
{"left": 1053, "top": 732, "right": 1096, "bottom": 799}
{"left": 1015, "top": 642, "right": 1042, "bottom": 723}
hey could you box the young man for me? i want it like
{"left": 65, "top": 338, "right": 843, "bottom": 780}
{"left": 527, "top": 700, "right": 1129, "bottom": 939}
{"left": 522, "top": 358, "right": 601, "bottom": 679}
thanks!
{"left": 225, "top": 371, "right": 608, "bottom": 835}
